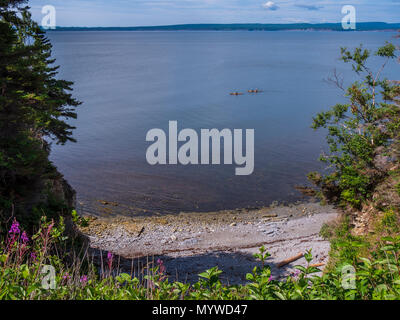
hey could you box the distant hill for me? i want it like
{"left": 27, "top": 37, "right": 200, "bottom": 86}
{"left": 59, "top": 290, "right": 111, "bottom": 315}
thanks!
{"left": 52, "top": 22, "right": 400, "bottom": 32}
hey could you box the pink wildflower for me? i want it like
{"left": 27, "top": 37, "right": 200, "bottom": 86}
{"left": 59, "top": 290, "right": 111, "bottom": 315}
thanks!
{"left": 9, "top": 220, "right": 20, "bottom": 234}
{"left": 21, "top": 231, "right": 29, "bottom": 244}
{"left": 80, "top": 275, "right": 88, "bottom": 285}
{"left": 107, "top": 252, "right": 113, "bottom": 271}
{"left": 157, "top": 259, "right": 166, "bottom": 274}
{"left": 30, "top": 252, "right": 37, "bottom": 261}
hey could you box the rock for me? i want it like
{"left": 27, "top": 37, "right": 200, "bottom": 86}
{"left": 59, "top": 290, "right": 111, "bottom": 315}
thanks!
{"left": 121, "top": 223, "right": 145, "bottom": 237}
{"left": 181, "top": 238, "right": 199, "bottom": 246}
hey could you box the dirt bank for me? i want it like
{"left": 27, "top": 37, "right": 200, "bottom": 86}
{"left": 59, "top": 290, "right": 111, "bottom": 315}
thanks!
{"left": 80, "top": 202, "right": 339, "bottom": 284}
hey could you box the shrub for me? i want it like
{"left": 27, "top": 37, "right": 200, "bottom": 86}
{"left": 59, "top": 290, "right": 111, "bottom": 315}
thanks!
{"left": 310, "top": 42, "right": 400, "bottom": 208}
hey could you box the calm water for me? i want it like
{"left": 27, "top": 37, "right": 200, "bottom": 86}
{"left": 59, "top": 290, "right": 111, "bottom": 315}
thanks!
{"left": 47, "top": 31, "right": 400, "bottom": 216}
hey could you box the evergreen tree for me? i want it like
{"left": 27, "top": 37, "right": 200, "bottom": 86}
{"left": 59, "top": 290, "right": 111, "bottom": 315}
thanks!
{"left": 309, "top": 41, "right": 400, "bottom": 208}
{"left": 0, "top": 0, "right": 81, "bottom": 228}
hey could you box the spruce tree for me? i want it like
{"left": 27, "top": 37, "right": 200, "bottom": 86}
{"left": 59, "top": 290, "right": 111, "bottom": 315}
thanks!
{"left": 0, "top": 0, "right": 81, "bottom": 229}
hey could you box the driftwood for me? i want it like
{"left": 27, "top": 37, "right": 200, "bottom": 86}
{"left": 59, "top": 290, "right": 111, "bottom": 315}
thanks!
{"left": 277, "top": 253, "right": 304, "bottom": 268}
{"left": 310, "top": 263, "right": 325, "bottom": 268}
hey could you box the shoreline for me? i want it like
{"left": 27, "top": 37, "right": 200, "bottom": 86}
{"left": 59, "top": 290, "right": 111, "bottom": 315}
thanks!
{"left": 80, "top": 201, "right": 340, "bottom": 284}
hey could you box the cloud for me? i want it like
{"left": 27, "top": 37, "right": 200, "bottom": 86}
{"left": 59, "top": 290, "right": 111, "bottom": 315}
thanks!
{"left": 28, "top": 0, "right": 399, "bottom": 26}
{"left": 262, "top": 1, "right": 279, "bottom": 11}
{"left": 295, "top": 4, "right": 323, "bottom": 11}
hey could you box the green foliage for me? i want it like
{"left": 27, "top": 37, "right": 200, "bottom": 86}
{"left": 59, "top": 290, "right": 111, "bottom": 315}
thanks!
{"left": 71, "top": 210, "right": 89, "bottom": 228}
{"left": 376, "top": 209, "right": 400, "bottom": 234}
{"left": 0, "top": 0, "right": 80, "bottom": 229}
{"left": 310, "top": 42, "right": 400, "bottom": 208}
{"left": 253, "top": 245, "right": 271, "bottom": 268}
{"left": 323, "top": 216, "right": 369, "bottom": 270}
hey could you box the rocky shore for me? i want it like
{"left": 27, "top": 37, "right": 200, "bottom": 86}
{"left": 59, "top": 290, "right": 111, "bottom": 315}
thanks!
{"left": 80, "top": 202, "right": 339, "bottom": 284}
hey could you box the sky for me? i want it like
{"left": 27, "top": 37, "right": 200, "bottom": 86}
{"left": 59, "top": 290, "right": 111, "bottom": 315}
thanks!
{"left": 28, "top": 0, "right": 400, "bottom": 27}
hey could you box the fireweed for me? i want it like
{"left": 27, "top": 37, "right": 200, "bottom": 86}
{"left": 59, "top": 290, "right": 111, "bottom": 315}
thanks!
{"left": 1, "top": 218, "right": 400, "bottom": 300}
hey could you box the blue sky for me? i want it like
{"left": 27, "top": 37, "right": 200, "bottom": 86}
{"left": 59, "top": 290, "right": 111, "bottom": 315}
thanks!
{"left": 28, "top": 0, "right": 400, "bottom": 27}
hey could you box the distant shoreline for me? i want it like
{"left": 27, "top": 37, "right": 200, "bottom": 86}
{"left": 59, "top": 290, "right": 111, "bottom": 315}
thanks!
{"left": 47, "top": 22, "right": 400, "bottom": 32}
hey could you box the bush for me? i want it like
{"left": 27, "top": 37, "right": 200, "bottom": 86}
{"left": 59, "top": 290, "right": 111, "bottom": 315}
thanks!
{"left": 310, "top": 42, "right": 400, "bottom": 208}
